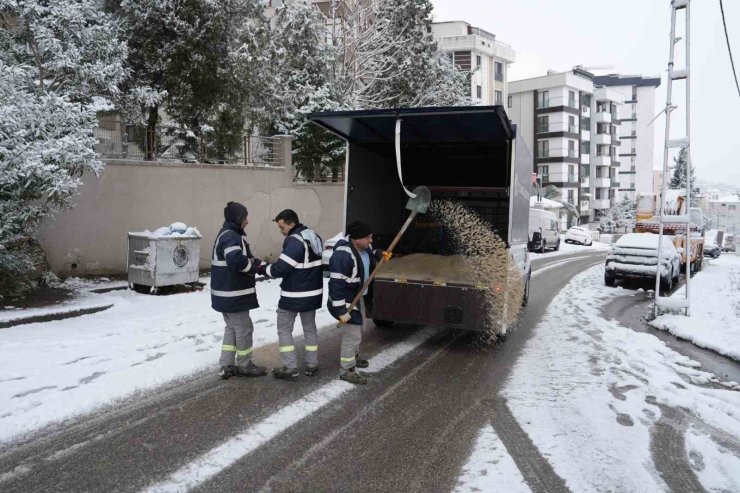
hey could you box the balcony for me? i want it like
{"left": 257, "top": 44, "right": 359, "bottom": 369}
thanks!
{"left": 568, "top": 174, "right": 578, "bottom": 183}
{"left": 581, "top": 153, "right": 590, "bottom": 165}
{"left": 593, "top": 111, "right": 611, "bottom": 124}
{"left": 611, "top": 179, "right": 621, "bottom": 188}
{"left": 581, "top": 105, "right": 591, "bottom": 117}
{"left": 580, "top": 178, "right": 590, "bottom": 188}
{"left": 592, "top": 155, "right": 611, "bottom": 166}
{"left": 593, "top": 177, "right": 611, "bottom": 188}
{"left": 594, "top": 133, "right": 611, "bottom": 145}
{"left": 592, "top": 198, "right": 611, "bottom": 209}
{"left": 581, "top": 130, "right": 590, "bottom": 141}
{"left": 495, "top": 72, "right": 504, "bottom": 82}
{"left": 580, "top": 201, "right": 590, "bottom": 211}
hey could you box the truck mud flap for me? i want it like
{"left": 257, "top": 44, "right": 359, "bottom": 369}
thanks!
{"left": 370, "top": 279, "right": 489, "bottom": 331}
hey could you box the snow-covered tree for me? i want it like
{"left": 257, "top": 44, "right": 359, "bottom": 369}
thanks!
{"left": 326, "top": 0, "right": 469, "bottom": 109}
{"left": 599, "top": 196, "right": 636, "bottom": 233}
{"left": 668, "top": 148, "right": 699, "bottom": 206}
{"left": 111, "top": 0, "right": 273, "bottom": 157}
{"left": 270, "top": 1, "right": 343, "bottom": 181}
{"left": 0, "top": 0, "right": 126, "bottom": 297}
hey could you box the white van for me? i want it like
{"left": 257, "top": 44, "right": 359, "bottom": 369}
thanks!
{"left": 528, "top": 207, "right": 560, "bottom": 252}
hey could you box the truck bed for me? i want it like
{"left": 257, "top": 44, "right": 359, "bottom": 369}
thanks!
{"left": 375, "top": 254, "right": 480, "bottom": 287}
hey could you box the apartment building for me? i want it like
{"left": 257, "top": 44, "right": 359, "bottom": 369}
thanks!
{"left": 508, "top": 68, "right": 624, "bottom": 224}
{"left": 431, "top": 21, "right": 516, "bottom": 106}
{"left": 592, "top": 75, "right": 661, "bottom": 200}
{"left": 706, "top": 194, "right": 740, "bottom": 233}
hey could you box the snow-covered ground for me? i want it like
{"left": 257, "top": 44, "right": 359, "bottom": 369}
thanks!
{"left": 457, "top": 263, "right": 740, "bottom": 492}
{"left": 0, "top": 278, "right": 336, "bottom": 445}
{"left": 650, "top": 254, "right": 740, "bottom": 362}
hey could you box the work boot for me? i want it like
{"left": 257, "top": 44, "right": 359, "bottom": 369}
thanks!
{"left": 355, "top": 354, "right": 369, "bottom": 368}
{"left": 305, "top": 366, "right": 319, "bottom": 377}
{"left": 340, "top": 367, "right": 367, "bottom": 385}
{"left": 272, "top": 366, "right": 300, "bottom": 380}
{"left": 234, "top": 361, "right": 267, "bottom": 378}
{"left": 218, "top": 365, "right": 236, "bottom": 380}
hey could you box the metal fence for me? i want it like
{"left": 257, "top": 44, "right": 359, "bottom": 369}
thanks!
{"left": 93, "top": 123, "right": 283, "bottom": 167}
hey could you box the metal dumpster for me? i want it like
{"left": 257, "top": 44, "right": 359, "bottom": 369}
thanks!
{"left": 127, "top": 231, "right": 201, "bottom": 294}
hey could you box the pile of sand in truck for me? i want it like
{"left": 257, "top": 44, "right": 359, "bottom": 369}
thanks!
{"left": 377, "top": 200, "right": 524, "bottom": 343}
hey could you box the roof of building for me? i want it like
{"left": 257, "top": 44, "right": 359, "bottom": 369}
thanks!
{"left": 592, "top": 74, "right": 661, "bottom": 88}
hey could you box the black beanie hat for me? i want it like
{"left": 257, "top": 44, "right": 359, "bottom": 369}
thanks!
{"left": 224, "top": 201, "right": 248, "bottom": 225}
{"left": 347, "top": 221, "right": 373, "bottom": 239}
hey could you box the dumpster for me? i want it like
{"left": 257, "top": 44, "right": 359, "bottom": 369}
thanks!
{"left": 127, "top": 223, "right": 202, "bottom": 294}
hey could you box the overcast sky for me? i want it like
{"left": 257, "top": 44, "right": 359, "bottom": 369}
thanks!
{"left": 432, "top": 0, "right": 740, "bottom": 188}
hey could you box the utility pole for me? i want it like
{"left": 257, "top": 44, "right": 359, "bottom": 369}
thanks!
{"left": 654, "top": 0, "right": 692, "bottom": 317}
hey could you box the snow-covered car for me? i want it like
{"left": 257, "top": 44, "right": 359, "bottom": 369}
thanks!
{"left": 604, "top": 233, "right": 681, "bottom": 290}
{"left": 704, "top": 240, "right": 721, "bottom": 259}
{"left": 321, "top": 233, "right": 344, "bottom": 277}
{"left": 564, "top": 226, "right": 593, "bottom": 246}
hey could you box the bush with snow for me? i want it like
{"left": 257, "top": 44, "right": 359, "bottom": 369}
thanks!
{"left": 0, "top": 0, "right": 126, "bottom": 298}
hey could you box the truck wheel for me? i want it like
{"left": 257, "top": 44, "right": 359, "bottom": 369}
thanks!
{"left": 554, "top": 239, "right": 560, "bottom": 251}
{"left": 373, "top": 319, "right": 394, "bottom": 328}
{"left": 661, "top": 273, "right": 673, "bottom": 292}
{"left": 604, "top": 271, "right": 616, "bottom": 287}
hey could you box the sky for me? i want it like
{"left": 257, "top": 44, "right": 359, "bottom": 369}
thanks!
{"left": 431, "top": 0, "right": 740, "bottom": 188}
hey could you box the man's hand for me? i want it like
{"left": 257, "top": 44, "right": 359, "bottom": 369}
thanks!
{"left": 339, "top": 312, "right": 352, "bottom": 324}
{"left": 382, "top": 251, "right": 393, "bottom": 262}
{"left": 256, "top": 264, "right": 267, "bottom": 276}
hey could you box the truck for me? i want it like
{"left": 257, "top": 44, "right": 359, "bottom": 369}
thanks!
{"left": 308, "top": 106, "right": 531, "bottom": 333}
{"left": 633, "top": 191, "right": 705, "bottom": 272}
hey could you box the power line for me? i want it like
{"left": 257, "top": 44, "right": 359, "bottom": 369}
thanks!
{"left": 720, "top": 0, "right": 740, "bottom": 98}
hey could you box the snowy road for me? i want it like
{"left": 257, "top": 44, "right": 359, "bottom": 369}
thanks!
{"left": 2, "top": 249, "right": 737, "bottom": 492}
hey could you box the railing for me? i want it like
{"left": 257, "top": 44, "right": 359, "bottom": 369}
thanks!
{"left": 93, "top": 122, "right": 283, "bottom": 167}
{"left": 568, "top": 174, "right": 578, "bottom": 182}
{"left": 495, "top": 72, "right": 504, "bottom": 82}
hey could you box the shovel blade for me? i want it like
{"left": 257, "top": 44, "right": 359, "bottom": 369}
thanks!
{"left": 406, "top": 186, "right": 431, "bottom": 214}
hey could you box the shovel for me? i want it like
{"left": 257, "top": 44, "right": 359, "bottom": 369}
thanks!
{"left": 337, "top": 185, "right": 431, "bottom": 328}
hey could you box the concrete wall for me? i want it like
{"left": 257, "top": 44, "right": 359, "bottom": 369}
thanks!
{"left": 38, "top": 159, "right": 345, "bottom": 276}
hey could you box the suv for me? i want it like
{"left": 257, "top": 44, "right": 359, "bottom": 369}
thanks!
{"left": 605, "top": 233, "right": 680, "bottom": 290}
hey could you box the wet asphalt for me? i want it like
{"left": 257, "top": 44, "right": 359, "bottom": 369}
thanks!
{"left": 0, "top": 251, "right": 636, "bottom": 493}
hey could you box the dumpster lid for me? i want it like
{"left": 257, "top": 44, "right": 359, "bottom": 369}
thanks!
{"left": 306, "top": 106, "right": 513, "bottom": 145}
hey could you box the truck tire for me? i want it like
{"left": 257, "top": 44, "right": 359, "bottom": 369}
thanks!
{"left": 554, "top": 238, "right": 560, "bottom": 251}
{"left": 373, "top": 319, "right": 394, "bottom": 328}
{"left": 661, "top": 272, "right": 673, "bottom": 292}
{"left": 604, "top": 270, "right": 616, "bottom": 287}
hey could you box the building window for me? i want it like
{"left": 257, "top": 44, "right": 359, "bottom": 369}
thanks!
{"left": 537, "top": 115, "right": 549, "bottom": 133}
{"left": 537, "top": 90, "right": 549, "bottom": 108}
{"left": 495, "top": 90, "right": 503, "bottom": 105}
{"left": 568, "top": 115, "right": 576, "bottom": 133}
{"left": 495, "top": 61, "right": 503, "bottom": 81}
{"left": 476, "top": 85, "right": 482, "bottom": 99}
{"left": 568, "top": 165, "right": 575, "bottom": 182}
{"left": 596, "top": 144, "right": 609, "bottom": 156}
{"left": 537, "top": 140, "right": 549, "bottom": 158}
{"left": 569, "top": 90, "right": 576, "bottom": 108}
{"left": 476, "top": 55, "right": 482, "bottom": 67}
{"left": 507, "top": 95, "right": 512, "bottom": 108}
{"left": 568, "top": 140, "right": 576, "bottom": 158}
{"left": 568, "top": 190, "right": 575, "bottom": 203}
{"left": 540, "top": 165, "right": 549, "bottom": 181}
{"left": 581, "top": 141, "right": 590, "bottom": 154}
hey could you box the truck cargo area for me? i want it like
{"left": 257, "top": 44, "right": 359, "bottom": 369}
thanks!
{"left": 309, "top": 107, "right": 531, "bottom": 331}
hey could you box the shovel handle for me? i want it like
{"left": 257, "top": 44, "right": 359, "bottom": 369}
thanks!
{"left": 337, "top": 210, "right": 418, "bottom": 328}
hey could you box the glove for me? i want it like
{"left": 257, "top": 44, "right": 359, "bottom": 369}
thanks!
{"left": 256, "top": 263, "right": 268, "bottom": 276}
{"left": 382, "top": 251, "right": 393, "bottom": 262}
{"left": 339, "top": 312, "right": 352, "bottom": 324}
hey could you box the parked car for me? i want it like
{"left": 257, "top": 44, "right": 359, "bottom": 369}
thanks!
{"left": 704, "top": 242, "right": 721, "bottom": 259}
{"left": 528, "top": 207, "right": 560, "bottom": 252}
{"left": 723, "top": 234, "right": 735, "bottom": 252}
{"left": 605, "top": 233, "right": 681, "bottom": 290}
{"left": 321, "top": 233, "right": 343, "bottom": 277}
{"left": 564, "top": 226, "right": 593, "bottom": 246}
